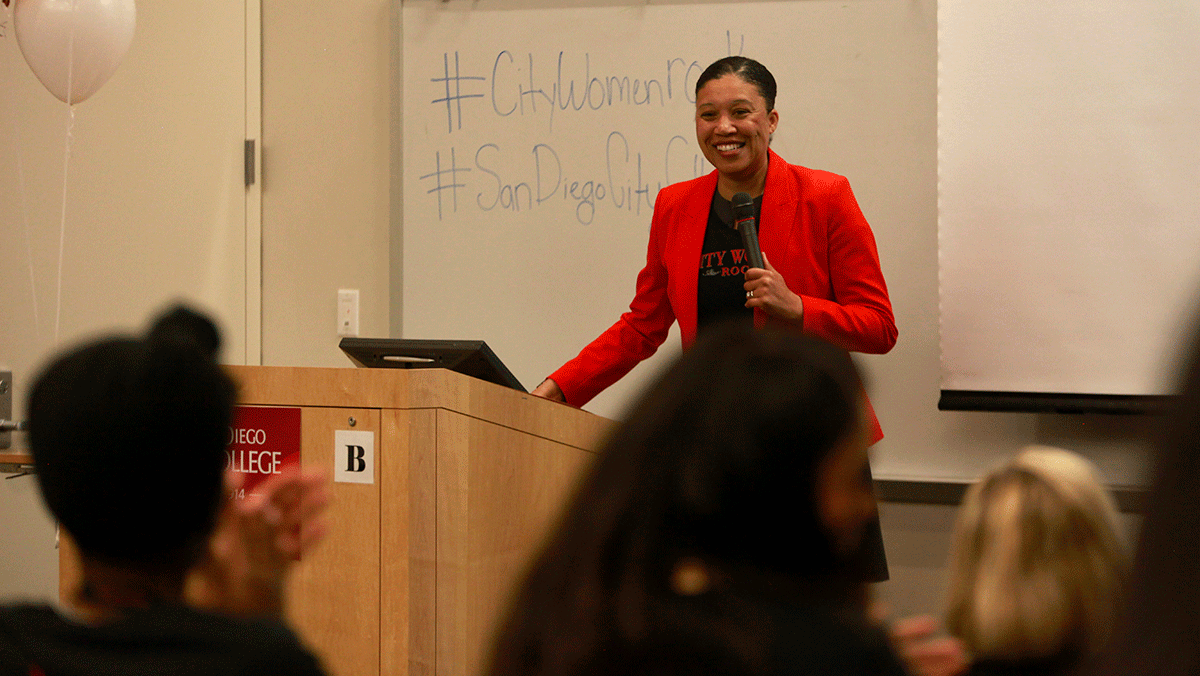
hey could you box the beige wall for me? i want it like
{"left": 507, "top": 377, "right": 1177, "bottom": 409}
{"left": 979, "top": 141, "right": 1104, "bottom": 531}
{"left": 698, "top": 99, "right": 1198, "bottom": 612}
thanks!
{"left": 261, "top": 0, "right": 392, "bottom": 368}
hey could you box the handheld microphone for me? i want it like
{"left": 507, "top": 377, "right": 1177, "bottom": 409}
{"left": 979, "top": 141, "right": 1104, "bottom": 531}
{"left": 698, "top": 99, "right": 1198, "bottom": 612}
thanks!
{"left": 731, "top": 192, "right": 765, "bottom": 270}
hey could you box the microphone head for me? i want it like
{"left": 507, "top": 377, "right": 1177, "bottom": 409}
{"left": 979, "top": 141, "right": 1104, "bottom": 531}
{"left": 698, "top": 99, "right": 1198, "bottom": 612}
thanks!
{"left": 731, "top": 192, "right": 755, "bottom": 226}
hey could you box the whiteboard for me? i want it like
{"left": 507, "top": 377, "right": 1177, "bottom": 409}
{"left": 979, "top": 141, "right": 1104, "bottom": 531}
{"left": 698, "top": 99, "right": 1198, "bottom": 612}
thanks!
{"left": 401, "top": 0, "right": 917, "bottom": 419}
{"left": 939, "top": 0, "right": 1200, "bottom": 397}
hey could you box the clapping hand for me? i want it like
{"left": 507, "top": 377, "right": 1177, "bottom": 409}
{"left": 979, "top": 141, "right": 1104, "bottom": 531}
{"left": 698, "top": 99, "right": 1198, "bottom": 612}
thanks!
{"left": 187, "top": 468, "right": 329, "bottom": 618}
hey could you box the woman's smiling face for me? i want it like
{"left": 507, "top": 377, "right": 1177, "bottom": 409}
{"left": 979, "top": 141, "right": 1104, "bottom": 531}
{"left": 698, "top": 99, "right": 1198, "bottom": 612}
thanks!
{"left": 695, "top": 73, "right": 778, "bottom": 194}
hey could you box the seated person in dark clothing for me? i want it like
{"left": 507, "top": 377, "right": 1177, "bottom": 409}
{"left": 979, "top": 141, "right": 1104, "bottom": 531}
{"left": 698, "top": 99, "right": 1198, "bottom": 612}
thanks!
{"left": 943, "top": 446, "right": 1129, "bottom": 676}
{"left": 1091, "top": 319, "right": 1200, "bottom": 676}
{"left": 486, "top": 322, "right": 910, "bottom": 676}
{"left": 0, "top": 305, "right": 329, "bottom": 676}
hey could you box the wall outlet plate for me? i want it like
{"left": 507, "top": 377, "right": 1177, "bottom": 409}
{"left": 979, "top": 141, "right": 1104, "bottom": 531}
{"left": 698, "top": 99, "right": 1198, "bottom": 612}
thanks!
{"left": 1, "top": 370, "right": 11, "bottom": 450}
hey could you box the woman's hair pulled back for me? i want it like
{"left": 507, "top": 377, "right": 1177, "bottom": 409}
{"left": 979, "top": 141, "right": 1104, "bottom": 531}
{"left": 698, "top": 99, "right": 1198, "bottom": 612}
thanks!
{"left": 695, "top": 56, "right": 777, "bottom": 112}
{"left": 28, "top": 304, "right": 235, "bottom": 568}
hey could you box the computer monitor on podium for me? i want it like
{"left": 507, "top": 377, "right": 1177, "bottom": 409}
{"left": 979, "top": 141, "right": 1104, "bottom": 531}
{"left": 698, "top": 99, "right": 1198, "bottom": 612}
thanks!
{"left": 338, "top": 338, "right": 526, "bottom": 392}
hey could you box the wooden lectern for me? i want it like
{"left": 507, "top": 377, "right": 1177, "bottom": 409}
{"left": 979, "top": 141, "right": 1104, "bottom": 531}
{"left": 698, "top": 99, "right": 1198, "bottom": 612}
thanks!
{"left": 230, "top": 366, "right": 612, "bottom": 676}
{"left": 59, "top": 366, "right": 613, "bottom": 676}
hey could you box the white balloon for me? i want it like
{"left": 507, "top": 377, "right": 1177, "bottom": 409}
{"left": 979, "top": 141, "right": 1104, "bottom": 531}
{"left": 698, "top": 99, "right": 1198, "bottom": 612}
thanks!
{"left": 14, "top": 0, "right": 136, "bottom": 105}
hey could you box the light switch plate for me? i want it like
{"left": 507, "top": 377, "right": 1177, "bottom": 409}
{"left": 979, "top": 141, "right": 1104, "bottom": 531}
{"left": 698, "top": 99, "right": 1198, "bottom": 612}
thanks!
{"left": 338, "top": 289, "right": 359, "bottom": 337}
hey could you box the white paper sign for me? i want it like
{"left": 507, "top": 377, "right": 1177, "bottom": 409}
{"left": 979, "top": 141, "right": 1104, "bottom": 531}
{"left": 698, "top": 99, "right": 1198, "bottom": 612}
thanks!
{"left": 334, "top": 430, "right": 375, "bottom": 485}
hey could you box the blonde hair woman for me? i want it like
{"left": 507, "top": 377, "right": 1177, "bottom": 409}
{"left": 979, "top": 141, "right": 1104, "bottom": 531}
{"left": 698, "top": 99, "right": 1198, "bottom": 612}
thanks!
{"left": 944, "top": 446, "right": 1129, "bottom": 676}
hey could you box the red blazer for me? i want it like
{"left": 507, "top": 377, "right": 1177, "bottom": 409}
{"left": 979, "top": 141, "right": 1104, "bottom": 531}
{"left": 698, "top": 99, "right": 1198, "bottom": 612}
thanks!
{"left": 550, "top": 151, "right": 897, "bottom": 438}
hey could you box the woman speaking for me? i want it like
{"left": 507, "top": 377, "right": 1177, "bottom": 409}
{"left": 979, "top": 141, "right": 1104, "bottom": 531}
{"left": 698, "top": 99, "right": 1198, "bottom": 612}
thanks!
{"left": 532, "top": 56, "right": 896, "bottom": 441}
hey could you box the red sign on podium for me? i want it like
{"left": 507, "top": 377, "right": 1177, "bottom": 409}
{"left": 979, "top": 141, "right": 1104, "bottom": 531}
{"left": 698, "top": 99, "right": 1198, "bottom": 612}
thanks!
{"left": 227, "top": 406, "right": 301, "bottom": 500}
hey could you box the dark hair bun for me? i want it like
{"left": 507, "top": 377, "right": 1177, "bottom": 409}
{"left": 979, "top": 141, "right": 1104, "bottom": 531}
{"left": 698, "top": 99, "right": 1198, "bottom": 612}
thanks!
{"left": 146, "top": 304, "right": 222, "bottom": 359}
{"left": 27, "top": 303, "right": 235, "bottom": 566}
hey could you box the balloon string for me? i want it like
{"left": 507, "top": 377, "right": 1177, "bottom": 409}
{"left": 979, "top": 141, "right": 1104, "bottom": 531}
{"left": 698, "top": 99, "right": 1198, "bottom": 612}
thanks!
{"left": 66, "top": 0, "right": 77, "bottom": 106}
{"left": 19, "top": 149, "right": 40, "bottom": 339}
{"left": 55, "top": 108, "right": 75, "bottom": 346}
{"left": 54, "top": 0, "right": 79, "bottom": 345}
{"left": 3, "top": 59, "right": 42, "bottom": 338}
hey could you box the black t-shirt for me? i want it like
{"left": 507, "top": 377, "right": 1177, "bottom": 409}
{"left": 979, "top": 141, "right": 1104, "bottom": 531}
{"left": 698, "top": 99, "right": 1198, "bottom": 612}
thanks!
{"left": 697, "top": 190, "right": 763, "bottom": 332}
{"left": 0, "top": 603, "right": 325, "bottom": 676}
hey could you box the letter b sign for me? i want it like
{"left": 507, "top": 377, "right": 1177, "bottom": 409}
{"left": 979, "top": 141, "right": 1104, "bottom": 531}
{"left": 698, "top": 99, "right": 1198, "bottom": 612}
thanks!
{"left": 346, "top": 445, "right": 367, "bottom": 472}
{"left": 334, "top": 430, "right": 374, "bottom": 484}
